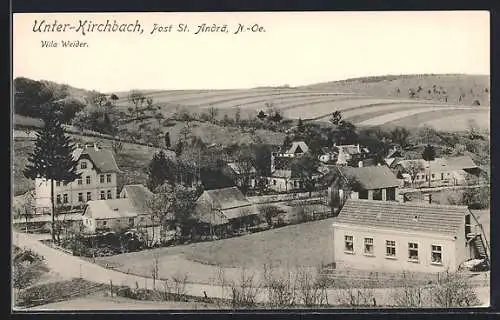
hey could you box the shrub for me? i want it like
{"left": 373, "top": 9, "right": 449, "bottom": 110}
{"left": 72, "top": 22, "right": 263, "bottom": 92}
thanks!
{"left": 430, "top": 271, "right": 480, "bottom": 307}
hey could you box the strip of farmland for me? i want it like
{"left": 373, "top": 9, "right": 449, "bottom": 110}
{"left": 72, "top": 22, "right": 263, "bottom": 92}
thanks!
{"left": 357, "top": 106, "right": 478, "bottom": 126}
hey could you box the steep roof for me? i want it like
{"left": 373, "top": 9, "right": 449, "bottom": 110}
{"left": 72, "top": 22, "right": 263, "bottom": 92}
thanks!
{"left": 339, "top": 165, "right": 401, "bottom": 190}
{"left": 120, "top": 184, "right": 154, "bottom": 213}
{"left": 334, "top": 199, "right": 467, "bottom": 237}
{"left": 227, "top": 162, "right": 257, "bottom": 175}
{"left": 73, "top": 147, "right": 121, "bottom": 173}
{"left": 287, "top": 141, "right": 309, "bottom": 154}
{"left": 84, "top": 199, "right": 138, "bottom": 220}
{"left": 203, "top": 187, "right": 251, "bottom": 210}
{"left": 398, "top": 156, "right": 477, "bottom": 173}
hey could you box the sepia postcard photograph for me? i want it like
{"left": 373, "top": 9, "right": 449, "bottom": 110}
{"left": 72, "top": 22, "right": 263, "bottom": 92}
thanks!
{"left": 11, "top": 11, "right": 490, "bottom": 311}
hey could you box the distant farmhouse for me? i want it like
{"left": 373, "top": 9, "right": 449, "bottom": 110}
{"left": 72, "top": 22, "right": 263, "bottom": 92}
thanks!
{"left": 268, "top": 141, "right": 323, "bottom": 192}
{"left": 326, "top": 165, "right": 403, "bottom": 209}
{"left": 35, "top": 143, "right": 121, "bottom": 214}
{"left": 394, "top": 156, "right": 484, "bottom": 188}
{"left": 319, "top": 144, "right": 371, "bottom": 167}
{"left": 195, "top": 186, "right": 259, "bottom": 236}
{"left": 82, "top": 184, "right": 158, "bottom": 234}
{"left": 224, "top": 162, "right": 258, "bottom": 190}
{"left": 332, "top": 199, "right": 489, "bottom": 272}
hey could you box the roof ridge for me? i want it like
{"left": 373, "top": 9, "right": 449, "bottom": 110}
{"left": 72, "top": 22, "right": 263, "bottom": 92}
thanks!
{"left": 346, "top": 199, "right": 469, "bottom": 210}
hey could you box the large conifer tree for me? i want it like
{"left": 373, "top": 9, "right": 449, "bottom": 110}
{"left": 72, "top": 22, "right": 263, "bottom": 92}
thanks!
{"left": 23, "top": 105, "right": 80, "bottom": 242}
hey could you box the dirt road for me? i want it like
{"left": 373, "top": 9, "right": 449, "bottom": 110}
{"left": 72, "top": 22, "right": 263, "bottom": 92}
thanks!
{"left": 12, "top": 231, "right": 490, "bottom": 308}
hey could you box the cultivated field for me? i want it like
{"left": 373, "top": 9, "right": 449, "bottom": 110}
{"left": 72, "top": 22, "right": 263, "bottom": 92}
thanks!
{"left": 112, "top": 86, "right": 489, "bottom": 131}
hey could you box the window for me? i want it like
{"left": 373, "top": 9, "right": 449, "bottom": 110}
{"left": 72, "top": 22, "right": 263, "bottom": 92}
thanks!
{"left": 273, "top": 180, "right": 277, "bottom": 185}
{"left": 102, "top": 220, "right": 107, "bottom": 226}
{"left": 107, "top": 190, "right": 112, "bottom": 199}
{"left": 129, "top": 218, "right": 135, "bottom": 227}
{"left": 86, "top": 192, "right": 92, "bottom": 201}
{"left": 56, "top": 181, "right": 61, "bottom": 187}
{"left": 86, "top": 176, "right": 91, "bottom": 184}
{"left": 386, "top": 240, "right": 396, "bottom": 257}
{"left": 77, "top": 178, "right": 83, "bottom": 185}
{"left": 78, "top": 193, "right": 83, "bottom": 202}
{"left": 63, "top": 181, "right": 69, "bottom": 186}
{"left": 81, "top": 161, "right": 87, "bottom": 169}
{"left": 359, "top": 190, "right": 369, "bottom": 199}
{"left": 344, "top": 235, "right": 354, "bottom": 253}
{"left": 408, "top": 242, "right": 419, "bottom": 261}
{"left": 100, "top": 175, "right": 105, "bottom": 183}
{"left": 372, "top": 189, "right": 382, "bottom": 201}
{"left": 63, "top": 194, "right": 68, "bottom": 204}
{"left": 431, "top": 245, "right": 442, "bottom": 264}
{"left": 106, "top": 174, "right": 112, "bottom": 183}
{"left": 56, "top": 194, "right": 61, "bottom": 204}
{"left": 364, "top": 238, "right": 374, "bottom": 255}
{"left": 431, "top": 174, "right": 435, "bottom": 179}
{"left": 100, "top": 191, "right": 105, "bottom": 200}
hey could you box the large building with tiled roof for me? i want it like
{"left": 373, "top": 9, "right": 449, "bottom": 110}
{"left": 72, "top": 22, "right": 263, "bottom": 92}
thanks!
{"left": 34, "top": 143, "right": 121, "bottom": 214}
{"left": 332, "top": 199, "right": 481, "bottom": 272}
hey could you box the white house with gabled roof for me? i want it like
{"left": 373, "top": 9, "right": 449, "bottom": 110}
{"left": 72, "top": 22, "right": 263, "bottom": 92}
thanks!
{"left": 332, "top": 199, "right": 488, "bottom": 273}
{"left": 34, "top": 143, "right": 121, "bottom": 214}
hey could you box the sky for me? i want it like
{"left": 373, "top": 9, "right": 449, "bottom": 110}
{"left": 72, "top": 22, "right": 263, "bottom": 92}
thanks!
{"left": 13, "top": 11, "right": 490, "bottom": 93}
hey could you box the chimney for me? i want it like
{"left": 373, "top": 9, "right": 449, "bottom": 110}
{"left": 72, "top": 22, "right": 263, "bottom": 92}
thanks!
{"left": 358, "top": 160, "right": 363, "bottom": 168}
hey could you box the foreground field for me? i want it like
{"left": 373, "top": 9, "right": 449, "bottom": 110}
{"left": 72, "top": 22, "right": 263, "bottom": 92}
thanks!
{"left": 97, "top": 218, "right": 336, "bottom": 284}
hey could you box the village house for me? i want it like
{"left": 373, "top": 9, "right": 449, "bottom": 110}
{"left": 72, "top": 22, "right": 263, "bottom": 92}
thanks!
{"left": 270, "top": 141, "right": 309, "bottom": 173}
{"left": 319, "top": 144, "right": 371, "bottom": 167}
{"left": 34, "top": 143, "right": 121, "bottom": 214}
{"left": 267, "top": 141, "right": 324, "bottom": 192}
{"left": 223, "top": 162, "right": 258, "bottom": 189}
{"left": 195, "top": 187, "right": 259, "bottom": 236}
{"left": 326, "top": 165, "right": 403, "bottom": 209}
{"left": 82, "top": 184, "right": 159, "bottom": 237}
{"left": 332, "top": 199, "right": 489, "bottom": 273}
{"left": 384, "top": 146, "right": 404, "bottom": 168}
{"left": 267, "top": 168, "right": 323, "bottom": 193}
{"left": 395, "top": 156, "right": 483, "bottom": 188}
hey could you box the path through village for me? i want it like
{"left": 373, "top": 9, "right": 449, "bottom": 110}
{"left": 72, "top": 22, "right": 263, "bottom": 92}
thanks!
{"left": 13, "top": 231, "right": 490, "bottom": 308}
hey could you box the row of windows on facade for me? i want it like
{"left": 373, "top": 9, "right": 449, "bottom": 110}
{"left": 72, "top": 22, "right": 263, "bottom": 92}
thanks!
{"left": 56, "top": 174, "right": 113, "bottom": 187}
{"left": 416, "top": 172, "right": 451, "bottom": 181}
{"left": 56, "top": 190, "right": 115, "bottom": 204}
{"left": 344, "top": 235, "right": 443, "bottom": 264}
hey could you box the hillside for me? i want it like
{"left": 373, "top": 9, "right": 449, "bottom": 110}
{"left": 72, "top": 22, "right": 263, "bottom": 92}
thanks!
{"left": 13, "top": 74, "right": 490, "bottom": 140}
{"left": 301, "top": 74, "right": 490, "bottom": 107}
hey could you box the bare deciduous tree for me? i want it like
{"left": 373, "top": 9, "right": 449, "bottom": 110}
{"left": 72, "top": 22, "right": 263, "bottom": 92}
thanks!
{"left": 430, "top": 270, "right": 480, "bottom": 307}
